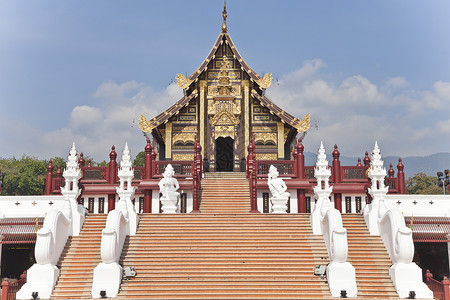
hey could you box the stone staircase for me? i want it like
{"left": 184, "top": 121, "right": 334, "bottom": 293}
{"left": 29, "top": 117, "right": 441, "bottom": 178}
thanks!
{"left": 200, "top": 177, "right": 251, "bottom": 213}
{"left": 116, "top": 213, "right": 331, "bottom": 299}
{"left": 43, "top": 178, "right": 405, "bottom": 299}
{"left": 341, "top": 214, "right": 398, "bottom": 298}
{"left": 51, "top": 214, "right": 107, "bottom": 299}
{"left": 204, "top": 171, "right": 247, "bottom": 179}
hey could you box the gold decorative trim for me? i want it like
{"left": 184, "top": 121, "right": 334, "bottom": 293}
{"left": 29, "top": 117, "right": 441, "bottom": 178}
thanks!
{"left": 254, "top": 132, "right": 277, "bottom": 144}
{"left": 210, "top": 110, "right": 240, "bottom": 126}
{"left": 214, "top": 125, "right": 235, "bottom": 139}
{"left": 176, "top": 73, "right": 193, "bottom": 89}
{"left": 256, "top": 153, "right": 277, "bottom": 160}
{"left": 293, "top": 114, "right": 311, "bottom": 132}
{"left": 252, "top": 126, "right": 277, "bottom": 132}
{"left": 172, "top": 153, "right": 194, "bottom": 161}
{"left": 257, "top": 73, "right": 273, "bottom": 89}
{"left": 172, "top": 133, "right": 196, "bottom": 145}
{"left": 138, "top": 115, "right": 158, "bottom": 133}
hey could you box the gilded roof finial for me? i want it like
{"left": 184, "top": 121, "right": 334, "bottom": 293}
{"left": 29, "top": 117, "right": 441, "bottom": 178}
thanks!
{"left": 222, "top": 0, "right": 227, "bottom": 32}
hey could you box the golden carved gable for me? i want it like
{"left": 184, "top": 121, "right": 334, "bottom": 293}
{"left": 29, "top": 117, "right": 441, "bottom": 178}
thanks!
{"left": 210, "top": 110, "right": 240, "bottom": 126}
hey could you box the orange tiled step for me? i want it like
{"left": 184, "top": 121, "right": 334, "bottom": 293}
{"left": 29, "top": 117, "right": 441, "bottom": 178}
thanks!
{"left": 51, "top": 214, "right": 107, "bottom": 300}
{"left": 116, "top": 213, "right": 332, "bottom": 299}
{"left": 341, "top": 213, "right": 398, "bottom": 298}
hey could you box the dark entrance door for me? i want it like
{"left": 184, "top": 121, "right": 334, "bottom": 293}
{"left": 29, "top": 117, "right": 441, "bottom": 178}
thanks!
{"left": 1, "top": 243, "right": 35, "bottom": 279}
{"left": 215, "top": 137, "right": 234, "bottom": 172}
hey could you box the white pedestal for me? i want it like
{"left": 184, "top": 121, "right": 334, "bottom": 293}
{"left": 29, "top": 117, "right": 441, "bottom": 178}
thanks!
{"left": 326, "top": 262, "right": 357, "bottom": 298}
{"left": 270, "top": 197, "right": 288, "bottom": 213}
{"left": 92, "top": 262, "right": 123, "bottom": 298}
{"left": 160, "top": 192, "right": 179, "bottom": 213}
{"left": 389, "top": 263, "right": 433, "bottom": 299}
{"left": 16, "top": 264, "right": 60, "bottom": 299}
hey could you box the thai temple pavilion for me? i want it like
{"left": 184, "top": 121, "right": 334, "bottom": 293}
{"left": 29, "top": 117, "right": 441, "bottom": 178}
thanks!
{"left": 2, "top": 3, "right": 448, "bottom": 300}
{"left": 138, "top": 4, "right": 310, "bottom": 171}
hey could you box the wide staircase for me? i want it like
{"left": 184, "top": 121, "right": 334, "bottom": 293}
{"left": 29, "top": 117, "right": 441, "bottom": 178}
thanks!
{"left": 116, "top": 213, "right": 331, "bottom": 299}
{"left": 200, "top": 174, "right": 251, "bottom": 213}
{"left": 45, "top": 176, "right": 404, "bottom": 299}
{"left": 342, "top": 214, "right": 398, "bottom": 298}
{"left": 51, "top": 214, "right": 107, "bottom": 299}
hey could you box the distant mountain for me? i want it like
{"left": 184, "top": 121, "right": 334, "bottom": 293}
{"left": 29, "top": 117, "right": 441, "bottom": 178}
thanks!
{"left": 304, "top": 152, "right": 450, "bottom": 179}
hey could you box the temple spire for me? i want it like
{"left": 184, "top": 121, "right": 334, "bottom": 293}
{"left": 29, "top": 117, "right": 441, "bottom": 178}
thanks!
{"left": 222, "top": 0, "right": 227, "bottom": 32}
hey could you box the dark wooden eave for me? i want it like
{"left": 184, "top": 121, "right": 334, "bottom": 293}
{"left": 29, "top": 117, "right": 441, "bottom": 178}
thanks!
{"left": 144, "top": 90, "right": 198, "bottom": 132}
{"left": 186, "top": 30, "right": 264, "bottom": 84}
{"left": 252, "top": 90, "right": 307, "bottom": 132}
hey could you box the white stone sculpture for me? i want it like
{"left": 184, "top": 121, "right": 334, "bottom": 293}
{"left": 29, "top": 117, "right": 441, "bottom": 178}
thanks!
{"left": 61, "top": 143, "right": 85, "bottom": 236}
{"left": 363, "top": 141, "right": 389, "bottom": 235}
{"left": 267, "top": 165, "right": 290, "bottom": 213}
{"left": 92, "top": 143, "right": 139, "bottom": 298}
{"left": 310, "top": 142, "right": 357, "bottom": 297}
{"left": 159, "top": 164, "right": 180, "bottom": 213}
{"left": 363, "top": 142, "right": 432, "bottom": 299}
{"left": 115, "top": 143, "right": 138, "bottom": 235}
{"left": 92, "top": 210, "right": 127, "bottom": 298}
{"left": 16, "top": 210, "right": 71, "bottom": 299}
{"left": 17, "top": 144, "right": 85, "bottom": 299}
{"left": 311, "top": 142, "right": 333, "bottom": 234}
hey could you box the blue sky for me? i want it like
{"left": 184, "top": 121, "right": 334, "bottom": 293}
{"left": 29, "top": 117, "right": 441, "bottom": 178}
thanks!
{"left": 1, "top": 0, "right": 449, "bottom": 162}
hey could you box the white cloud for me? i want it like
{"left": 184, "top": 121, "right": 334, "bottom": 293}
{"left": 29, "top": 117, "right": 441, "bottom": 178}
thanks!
{"left": 386, "top": 77, "right": 409, "bottom": 90}
{"left": 1, "top": 62, "right": 449, "bottom": 161}
{"left": 0, "top": 81, "right": 183, "bottom": 161}
{"left": 70, "top": 105, "right": 103, "bottom": 129}
{"left": 267, "top": 61, "right": 450, "bottom": 157}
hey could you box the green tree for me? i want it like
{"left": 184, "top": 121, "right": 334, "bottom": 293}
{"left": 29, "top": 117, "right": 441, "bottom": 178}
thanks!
{"left": 406, "top": 172, "right": 444, "bottom": 195}
{"left": 0, "top": 156, "right": 47, "bottom": 195}
{"left": 133, "top": 151, "right": 145, "bottom": 166}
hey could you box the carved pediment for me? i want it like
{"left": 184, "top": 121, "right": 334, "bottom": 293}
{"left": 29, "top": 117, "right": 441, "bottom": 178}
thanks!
{"left": 210, "top": 110, "right": 240, "bottom": 126}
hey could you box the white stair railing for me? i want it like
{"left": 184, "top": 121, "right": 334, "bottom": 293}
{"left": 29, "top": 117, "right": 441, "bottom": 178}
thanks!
{"left": 311, "top": 142, "right": 357, "bottom": 298}
{"left": 17, "top": 143, "right": 85, "bottom": 300}
{"left": 364, "top": 142, "right": 433, "bottom": 299}
{"left": 92, "top": 143, "right": 139, "bottom": 298}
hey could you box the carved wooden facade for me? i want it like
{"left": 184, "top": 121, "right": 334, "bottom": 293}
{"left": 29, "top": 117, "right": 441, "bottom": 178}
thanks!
{"left": 139, "top": 7, "right": 310, "bottom": 172}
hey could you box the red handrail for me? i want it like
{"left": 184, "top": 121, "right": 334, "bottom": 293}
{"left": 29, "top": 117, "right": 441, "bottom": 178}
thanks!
{"left": 1, "top": 271, "right": 26, "bottom": 300}
{"left": 426, "top": 269, "right": 450, "bottom": 300}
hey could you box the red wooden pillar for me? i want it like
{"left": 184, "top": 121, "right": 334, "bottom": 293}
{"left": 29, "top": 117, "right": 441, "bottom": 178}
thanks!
{"left": 248, "top": 137, "right": 259, "bottom": 213}
{"left": 297, "top": 189, "right": 305, "bottom": 213}
{"left": 108, "top": 146, "right": 117, "bottom": 212}
{"left": 45, "top": 160, "right": 54, "bottom": 195}
{"left": 363, "top": 151, "right": 370, "bottom": 166}
{"left": 442, "top": 276, "right": 450, "bottom": 300}
{"left": 388, "top": 164, "right": 395, "bottom": 178}
{"left": 1, "top": 279, "right": 9, "bottom": 300}
{"left": 296, "top": 139, "right": 305, "bottom": 179}
{"left": 144, "top": 139, "right": 153, "bottom": 180}
{"left": 332, "top": 145, "right": 342, "bottom": 212}
{"left": 79, "top": 152, "right": 85, "bottom": 168}
{"left": 143, "top": 139, "right": 153, "bottom": 213}
{"left": 292, "top": 146, "right": 298, "bottom": 177}
{"left": 144, "top": 190, "right": 152, "bottom": 213}
{"left": 191, "top": 136, "right": 201, "bottom": 213}
{"left": 397, "top": 158, "right": 406, "bottom": 194}
{"left": 108, "top": 146, "right": 117, "bottom": 184}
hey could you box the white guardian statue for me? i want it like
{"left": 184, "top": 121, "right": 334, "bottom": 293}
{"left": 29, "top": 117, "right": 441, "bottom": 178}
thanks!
{"left": 267, "top": 165, "right": 290, "bottom": 213}
{"left": 159, "top": 164, "right": 180, "bottom": 213}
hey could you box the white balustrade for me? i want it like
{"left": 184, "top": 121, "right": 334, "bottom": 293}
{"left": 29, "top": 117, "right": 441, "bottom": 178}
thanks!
{"left": 311, "top": 142, "right": 357, "bottom": 298}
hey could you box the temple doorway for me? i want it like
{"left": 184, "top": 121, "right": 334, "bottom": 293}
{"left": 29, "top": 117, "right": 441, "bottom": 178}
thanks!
{"left": 215, "top": 137, "right": 234, "bottom": 172}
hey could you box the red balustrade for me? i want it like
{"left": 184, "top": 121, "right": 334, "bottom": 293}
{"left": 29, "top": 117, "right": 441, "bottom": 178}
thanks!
{"left": 1, "top": 271, "right": 26, "bottom": 300}
{"left": 341, "top": 166, "right": 368, "bottom": 183}
{"left": 154, "top": 161, "right": 194, "bottom": 178}
{"left": 255, "top": 161, "right": 295, "bottom": 178}
{"left": 426, "top": 270, "right": 450, "bottom": 300}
